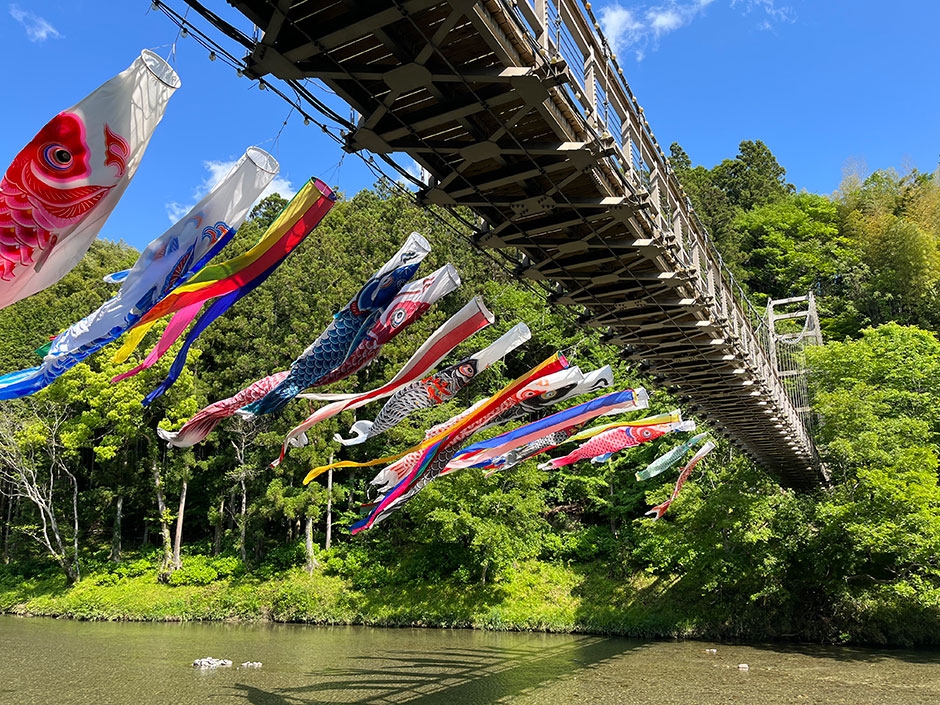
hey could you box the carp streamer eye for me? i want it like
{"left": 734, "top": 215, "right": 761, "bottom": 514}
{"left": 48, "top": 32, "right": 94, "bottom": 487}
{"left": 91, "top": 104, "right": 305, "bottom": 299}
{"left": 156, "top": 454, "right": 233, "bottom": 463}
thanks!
{"left": 44, "top": 144, "right": 73, "bottom": 170}
{"left": 379, "top": 274, "right": 394, "bottom": 289}
{"left": 391, "top": 308, "right": 408, "bottom": 326}
{"left": 459, "top": 364, "right": 474, "bottom": 377}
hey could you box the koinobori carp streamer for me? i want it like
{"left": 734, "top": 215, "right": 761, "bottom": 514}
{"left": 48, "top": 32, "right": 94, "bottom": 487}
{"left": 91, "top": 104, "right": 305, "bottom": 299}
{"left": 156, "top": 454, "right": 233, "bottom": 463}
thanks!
{"left": 335, "top": 323, "right": 531, "bottom": 446}
{"left": 238, "top": 232, "right": 431, "bottom": 417}
{"left": 646, "top": 440, "right": 716, "bottom": 520}
{"left": 159, "top": 264, "right": 460, "bottom": 447}
{"left": 271, "top": 297, "right": 496, "bottom": 467}
{"left": 0, "top": 50, "right": 179, "bottom": 309}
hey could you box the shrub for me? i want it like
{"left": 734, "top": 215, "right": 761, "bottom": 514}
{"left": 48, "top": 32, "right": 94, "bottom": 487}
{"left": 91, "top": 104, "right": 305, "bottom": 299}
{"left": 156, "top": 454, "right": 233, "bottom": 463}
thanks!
{"left": 539, "top": 526, "right": 615, "bottom": 563}
{"left": 168, "top": 556, "right": 218, "bottom": 586}
{"left": 210, "top": 556, "right": 243, "bottom": 578}
{"left": 261, "top": 541, "right": 306, "bottom": 572}
{"left": 113, "top": 558, "right": 152, "bottom": 579}
{"left": 91, "top": 572, "right": 119, "bottom": 586}
{"left": 0, "top": 565, "right": 24, "bottom": 587}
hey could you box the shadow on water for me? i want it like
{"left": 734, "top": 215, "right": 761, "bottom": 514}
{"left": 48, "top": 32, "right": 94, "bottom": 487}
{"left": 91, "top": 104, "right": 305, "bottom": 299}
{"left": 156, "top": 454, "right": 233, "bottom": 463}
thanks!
{"left": 230, "top": 636, "right": 642, "bottom": 705}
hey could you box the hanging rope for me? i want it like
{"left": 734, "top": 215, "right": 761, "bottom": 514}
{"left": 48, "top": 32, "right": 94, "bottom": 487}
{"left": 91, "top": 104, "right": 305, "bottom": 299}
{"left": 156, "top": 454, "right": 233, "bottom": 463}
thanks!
{"left": 166, "top": 5, "right": 190, "bottom": 64}
{"left": 775, "top": 312, "right": 814, "bottom": 346}
{"left": 271, "top": 105, "right": 294, "bottom": 157}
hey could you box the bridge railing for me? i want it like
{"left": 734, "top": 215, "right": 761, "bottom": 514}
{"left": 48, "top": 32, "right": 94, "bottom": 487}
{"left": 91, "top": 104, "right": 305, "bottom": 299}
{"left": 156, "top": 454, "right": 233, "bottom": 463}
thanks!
{"left": 508, "top": 0, "right": 761, "bottom": 327}
{"left": 500, "top": 0, "right": 815, "bottom": 454}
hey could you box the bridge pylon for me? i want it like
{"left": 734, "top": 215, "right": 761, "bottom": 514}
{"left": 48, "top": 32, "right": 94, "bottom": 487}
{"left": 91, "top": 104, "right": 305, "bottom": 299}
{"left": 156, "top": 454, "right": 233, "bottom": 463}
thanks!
{"left": 766, "top": 292, "right": 825, "bottom": 452}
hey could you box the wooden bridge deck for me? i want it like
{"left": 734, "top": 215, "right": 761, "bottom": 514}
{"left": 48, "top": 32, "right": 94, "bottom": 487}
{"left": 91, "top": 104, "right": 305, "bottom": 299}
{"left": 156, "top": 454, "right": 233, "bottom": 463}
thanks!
{"left": 215, "top": 0, "right": 826, "bottom": 487}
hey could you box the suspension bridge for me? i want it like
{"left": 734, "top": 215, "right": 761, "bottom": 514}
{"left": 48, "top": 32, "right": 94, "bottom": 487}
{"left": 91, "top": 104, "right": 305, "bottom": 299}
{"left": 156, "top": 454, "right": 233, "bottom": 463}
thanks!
{"left": 175, "top": 0, "right": 828, "bottom": 487}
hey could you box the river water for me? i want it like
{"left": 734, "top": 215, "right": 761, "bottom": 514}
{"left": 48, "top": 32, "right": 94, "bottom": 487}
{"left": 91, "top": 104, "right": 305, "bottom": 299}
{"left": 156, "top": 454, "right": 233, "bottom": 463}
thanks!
{"left": 1, "top": 616, "right": 939, "bottom": 704}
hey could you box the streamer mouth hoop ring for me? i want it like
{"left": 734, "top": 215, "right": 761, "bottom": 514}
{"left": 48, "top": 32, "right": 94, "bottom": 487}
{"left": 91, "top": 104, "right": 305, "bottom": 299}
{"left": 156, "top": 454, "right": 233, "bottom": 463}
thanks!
{"left": 246, "top": 147, "right": 280, "bottom": 176}
{"left": 476, "top": 296, "right": 495, "bottom": 325}
{"left": 141, "top": 49, "right": 182, "bottom": 89}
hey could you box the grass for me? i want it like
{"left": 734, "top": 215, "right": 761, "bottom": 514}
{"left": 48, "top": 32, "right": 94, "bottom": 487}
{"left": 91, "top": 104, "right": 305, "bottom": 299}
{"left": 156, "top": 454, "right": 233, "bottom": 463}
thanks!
{"left": 0, "top": 559, "right": 708, "bottom": 637}
{"left": 4, "top": 558, "right": 938, "bottom": 646}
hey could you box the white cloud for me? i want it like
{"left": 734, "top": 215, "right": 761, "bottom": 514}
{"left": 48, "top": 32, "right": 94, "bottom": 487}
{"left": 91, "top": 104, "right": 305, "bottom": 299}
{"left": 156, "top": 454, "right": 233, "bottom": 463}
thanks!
{"left": 600, "top": 1, "right": 712, "bottom": 58}
{"left": 733, "top": 0, "right": 794, "bottom": 23}
{"left": 600, "top": 0, "right": 790, "bottom": 60}
{"left": 649, "top": 9, "right": 684, "bottom": 35}
{"left": 9, "top": 4, "right": 62, "bottom": 41}
{"left": 599, "top": 6, "right": 644, "bottom": 55}
{"left": 165, "top": 159, "right": 296, "bottom": 223}
{"left": 165, "top": 202, "right": 192, "bottom": 223}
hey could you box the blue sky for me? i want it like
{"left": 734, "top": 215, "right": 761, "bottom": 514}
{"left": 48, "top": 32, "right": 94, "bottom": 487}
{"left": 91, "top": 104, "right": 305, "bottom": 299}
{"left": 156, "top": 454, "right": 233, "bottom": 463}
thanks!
{"left": 3, "top": 1, "right": 938, "bottom": 252}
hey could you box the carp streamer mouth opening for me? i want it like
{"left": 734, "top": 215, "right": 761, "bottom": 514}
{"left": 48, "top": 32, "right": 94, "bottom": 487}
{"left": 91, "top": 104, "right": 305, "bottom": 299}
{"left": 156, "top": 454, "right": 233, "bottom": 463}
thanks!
{"left": 476, "top": 297, "right": 495, "bottom": 325}
{"left": 246, "top": 147, "right": 280, "bottom": 176}
{"left": 140, "top": 49, "right": 182, "bottom": 89}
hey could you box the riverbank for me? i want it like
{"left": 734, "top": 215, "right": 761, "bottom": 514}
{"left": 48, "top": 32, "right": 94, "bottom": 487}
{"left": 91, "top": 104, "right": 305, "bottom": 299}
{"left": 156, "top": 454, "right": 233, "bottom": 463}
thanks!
{"left": 0, "top": 561, "right": 690, "bottom": 635}
{"left": 3, "top": 559, "right": 938, "bottom": 647}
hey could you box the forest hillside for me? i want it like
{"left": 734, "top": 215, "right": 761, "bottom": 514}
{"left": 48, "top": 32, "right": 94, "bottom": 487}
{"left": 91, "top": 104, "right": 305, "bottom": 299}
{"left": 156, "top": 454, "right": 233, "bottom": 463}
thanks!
{"left": 2, "top": 143, "right": 940, "bottom": 646}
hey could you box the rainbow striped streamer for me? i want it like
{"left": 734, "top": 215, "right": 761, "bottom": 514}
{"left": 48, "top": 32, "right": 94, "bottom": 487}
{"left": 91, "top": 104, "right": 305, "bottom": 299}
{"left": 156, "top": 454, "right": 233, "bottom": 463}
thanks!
{"left": 110, "top": 178, "right": 335, "bottom": 390}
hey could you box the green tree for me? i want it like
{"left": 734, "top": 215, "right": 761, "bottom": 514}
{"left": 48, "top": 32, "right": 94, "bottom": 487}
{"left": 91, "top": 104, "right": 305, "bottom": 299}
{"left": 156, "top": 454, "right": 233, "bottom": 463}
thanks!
{"left": 836, "top": 169, "right": 940, "bottom": 332}
{"left": 711, "top": 139, "right": 794, "bottom": 212}
{"left": 670, "top": 140, "right": 794, "bottom": 277}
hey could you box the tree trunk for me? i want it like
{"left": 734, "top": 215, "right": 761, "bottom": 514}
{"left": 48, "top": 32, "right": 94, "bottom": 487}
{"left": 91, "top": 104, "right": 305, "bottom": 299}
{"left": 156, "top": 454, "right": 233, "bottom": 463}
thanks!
{"left": 2, "top": 492, "right": 14, "bottom": 564}
{"left": 6, "top": 498, "right": 19, "bottom": 562}
{"left": 172, "top": 478, "right": 188, "bottom": 569}
{"left": 325, "top": 465, "right": 333, "bottom": 551}
{"left": 43, "top": 470, "right": 79, "bottom": 586}
{"left": 304, "top": 516, "right": 319, "bottom": 575}
{"left": 67, "top": 469, "right": 80, "bottom": 582}
{"left": 50, "top": 533, "right": 77, "bottom": 585}
{"left": 213, "top": 496, "right": 224, "bottom": 557}
{"left": 608, "top": 480, "right": 618, "bottom": 535}
{"left": 226, "top": 489, "right": 235, "bottom": 533}
{"left": 152, "top": 461, "right": 175, "bottom": 580}
{"left": 0, "top": 481, "right": 7, "bottom": 560}
{"left": 142, "top": 522, "right": 150, "bottom": 548}
{"left": 58, "top": 554, "right": 79, "bottom": 586}
{"left": 109, "top": 494, "right": 123, "bottom": 563}
{"left": 238, "top": 477, "right": 247, "bottom": 564}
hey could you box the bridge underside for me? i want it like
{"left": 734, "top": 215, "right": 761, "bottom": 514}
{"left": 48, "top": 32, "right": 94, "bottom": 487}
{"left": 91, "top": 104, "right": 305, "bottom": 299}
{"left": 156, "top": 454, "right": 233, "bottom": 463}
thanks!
{"left": 218, "top": 0, "right": 826, "bottom": 487}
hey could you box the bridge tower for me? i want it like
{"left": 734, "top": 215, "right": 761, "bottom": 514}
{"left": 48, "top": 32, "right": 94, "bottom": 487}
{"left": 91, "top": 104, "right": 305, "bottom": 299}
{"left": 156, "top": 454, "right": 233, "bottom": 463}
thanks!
{"left": 766, "top": 292, "right": 823, "bottom": 442}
